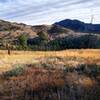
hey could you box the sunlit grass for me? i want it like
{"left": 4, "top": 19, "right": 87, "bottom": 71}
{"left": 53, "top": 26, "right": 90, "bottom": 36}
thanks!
{"left": 0, "top": 49, "right": 100, "bottom": 73}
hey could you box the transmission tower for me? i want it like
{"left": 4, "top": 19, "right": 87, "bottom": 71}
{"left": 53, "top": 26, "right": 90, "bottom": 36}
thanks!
{"left": 90, "top": 9, "right": 94, "bottom": 24}
{"left": 90, "top": 14, "right": 94, "bottom": 24}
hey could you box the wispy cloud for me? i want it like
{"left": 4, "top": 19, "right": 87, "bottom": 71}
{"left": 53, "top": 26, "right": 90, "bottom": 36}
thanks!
{"left": 0, "top": 0, "right": 100, "bottom": 25}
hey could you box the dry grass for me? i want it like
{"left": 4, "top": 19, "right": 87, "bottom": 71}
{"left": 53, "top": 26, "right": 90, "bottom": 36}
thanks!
{"left": 0, "top": 49, "right": 100, "bottom": 100}
{"left": 0, "top": 66, "right": 99, "bottom": 100}
{"left": 0, "top": 49, "right": 100, "bottom": 73}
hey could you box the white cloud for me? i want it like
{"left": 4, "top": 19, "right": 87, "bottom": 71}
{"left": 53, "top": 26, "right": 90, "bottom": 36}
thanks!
{"left": 0, "top": 0, "right": 100, "bottom": 25}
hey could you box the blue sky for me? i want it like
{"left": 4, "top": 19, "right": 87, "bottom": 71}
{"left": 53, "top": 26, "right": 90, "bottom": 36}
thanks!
{"left": 0, "top": 0, "right": 100, "bottom": 25}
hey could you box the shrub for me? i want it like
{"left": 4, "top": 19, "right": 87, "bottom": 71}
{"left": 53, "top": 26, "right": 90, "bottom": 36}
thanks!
{"left": 3, "top": 65, "right": 25, "bottom": 77}
{"left": 41, "top": 63, "right": 52, "bottom": 69}
{"left": 37, "top": 31, "right": 49, "bottom": 41}
{"left": 18, "top": 34, "right": 28, "bottom": 47}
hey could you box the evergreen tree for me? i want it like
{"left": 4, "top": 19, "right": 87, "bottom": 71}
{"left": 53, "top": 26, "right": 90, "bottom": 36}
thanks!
{"left": 18, "top": 34, "right": 28, "bottom": 47}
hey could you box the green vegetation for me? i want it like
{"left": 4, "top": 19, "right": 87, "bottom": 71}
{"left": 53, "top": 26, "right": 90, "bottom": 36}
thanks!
{"left": 18, "top": 34, "right": 28, "bottom": 48}
{"left": 37, "top": 31, "right": 49, "bottom": 41}
{"left": 3, "top": 65, "right": 25, "bottom": 77}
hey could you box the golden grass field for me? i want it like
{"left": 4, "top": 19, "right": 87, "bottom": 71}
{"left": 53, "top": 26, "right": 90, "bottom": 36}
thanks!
{"left": 0, "top": 49, "right": 100, "bottom": 100}
{"left": 0, "top": 49, "right": 100, "bottom": 73}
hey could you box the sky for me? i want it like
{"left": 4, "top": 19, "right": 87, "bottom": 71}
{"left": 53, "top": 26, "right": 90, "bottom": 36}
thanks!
{"left": 0, "top": 0, "right": 100, "bottom": 25}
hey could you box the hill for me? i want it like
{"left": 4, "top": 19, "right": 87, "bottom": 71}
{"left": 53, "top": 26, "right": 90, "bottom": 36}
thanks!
{"left": 55, "top": 19, "right": 100, "bottom": 33}
{"left": 0, "top": 19, "right": 100, "bottom": 50}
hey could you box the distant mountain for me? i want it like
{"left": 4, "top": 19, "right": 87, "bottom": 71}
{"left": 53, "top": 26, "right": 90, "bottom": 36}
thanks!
{"left": 55, "top": 19, "right": 100, "bottom": 33}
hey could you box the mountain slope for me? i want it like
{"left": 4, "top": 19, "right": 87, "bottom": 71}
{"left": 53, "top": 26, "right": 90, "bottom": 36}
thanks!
{"left": 55, "top": 19, "right": 100, "bottom": 33}
{"left": 0, "top": 19, "right": 100, "bottom": 50}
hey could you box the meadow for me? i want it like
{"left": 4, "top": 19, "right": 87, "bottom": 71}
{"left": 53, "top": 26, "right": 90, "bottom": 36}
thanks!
{"left": 0, "top": 49, "right": 100, "bottom": 100}
{"left": 0, "top": 49, "right": 100, "bottom": 72}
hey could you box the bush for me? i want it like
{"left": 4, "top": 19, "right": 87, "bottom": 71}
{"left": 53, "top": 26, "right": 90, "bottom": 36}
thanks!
{"left": 37, "top": 31, "right": 49, "bottom": 42}
{"left": 3, "top": 65, "right": 25, "bottom": 77}
{"left": 18, "top": 34, "right": 28, "bottom": 47}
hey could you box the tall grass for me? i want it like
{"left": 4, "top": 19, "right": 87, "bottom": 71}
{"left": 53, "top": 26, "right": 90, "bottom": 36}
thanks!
{"left": 0, "top": 49, "right": 99, "bottom": 100}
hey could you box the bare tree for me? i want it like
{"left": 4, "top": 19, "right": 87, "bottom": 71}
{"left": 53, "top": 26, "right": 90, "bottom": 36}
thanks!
{"left": 2, "top": 39, "right": 12, "bottom": 55}
{"left": 6, "top": 43, "right": 11, "bottom": 55}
